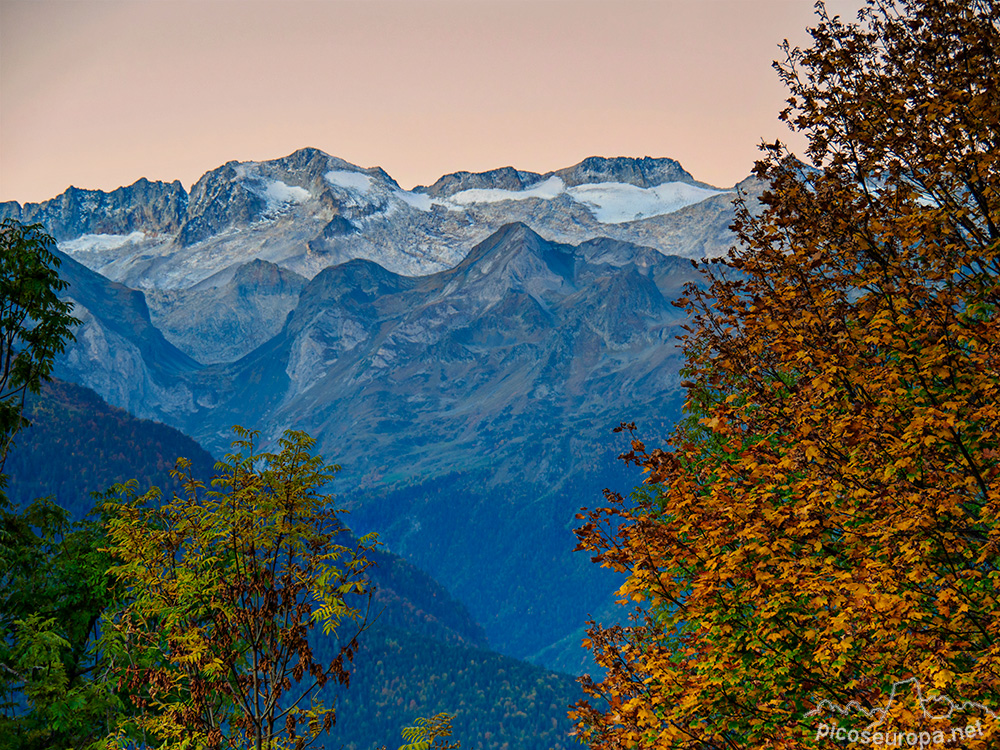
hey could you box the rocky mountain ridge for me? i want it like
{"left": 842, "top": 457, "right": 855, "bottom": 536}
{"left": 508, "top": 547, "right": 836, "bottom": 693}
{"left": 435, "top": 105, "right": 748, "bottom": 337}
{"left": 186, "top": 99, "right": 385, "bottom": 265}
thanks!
{"left": 1, "top": 177, "right": 188, "bottom": 239}
{"left": 1, "top": 148, "right": 749, "bottom": 294}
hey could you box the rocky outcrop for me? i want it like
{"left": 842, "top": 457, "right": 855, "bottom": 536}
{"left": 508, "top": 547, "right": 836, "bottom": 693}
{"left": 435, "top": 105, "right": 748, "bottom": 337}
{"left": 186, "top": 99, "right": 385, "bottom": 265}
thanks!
{"left": 0, "top": 178, "right": 188, "bottom": 240}
{"left": 147, "top": 259, "right": 308, "bottom": 364}
{"left": 552, "top": 155, "right": 695, "bottom": 188}
{"left": 419, "top": 166, "right": 544, "bottom": 198}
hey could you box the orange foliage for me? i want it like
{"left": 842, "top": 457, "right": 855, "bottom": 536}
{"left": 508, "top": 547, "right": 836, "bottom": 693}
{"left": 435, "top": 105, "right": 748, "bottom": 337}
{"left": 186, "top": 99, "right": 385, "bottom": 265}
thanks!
{"left": 573, "top": 1, "right": 1000, "bottom": 747}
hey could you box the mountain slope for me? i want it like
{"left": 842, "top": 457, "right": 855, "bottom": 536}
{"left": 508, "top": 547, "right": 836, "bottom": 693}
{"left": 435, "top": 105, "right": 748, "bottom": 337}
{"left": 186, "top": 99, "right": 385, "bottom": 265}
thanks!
{"left": 51, "top": 248, "right": 200, "bottom": 421}
{"left": 166, "top": 223, "right": 696, "bottom": 661}
{"left": 147, "top": 259, "right": 308, "bottom": 363}
{"left": 327, "top": 627, "right": 582, "bottom": 750}
{"left": 4, "top": 378, "right": 215, "bottom": 518}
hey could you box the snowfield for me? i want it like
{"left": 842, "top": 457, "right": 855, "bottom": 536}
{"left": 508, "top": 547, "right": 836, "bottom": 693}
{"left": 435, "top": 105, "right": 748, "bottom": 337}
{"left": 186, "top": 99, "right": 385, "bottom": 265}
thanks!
{"left": 441, "top": 176, "right": 728, "bottom": 223}
{"left": 59, "top": 231, "right": 147, "bottom": 254}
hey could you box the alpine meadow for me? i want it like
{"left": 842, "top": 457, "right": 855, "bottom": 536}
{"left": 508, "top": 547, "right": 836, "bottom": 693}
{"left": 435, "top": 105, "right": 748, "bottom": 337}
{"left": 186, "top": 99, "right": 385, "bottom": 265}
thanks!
{"left": 1, "top": 1, "right": 999, "bottom": 749}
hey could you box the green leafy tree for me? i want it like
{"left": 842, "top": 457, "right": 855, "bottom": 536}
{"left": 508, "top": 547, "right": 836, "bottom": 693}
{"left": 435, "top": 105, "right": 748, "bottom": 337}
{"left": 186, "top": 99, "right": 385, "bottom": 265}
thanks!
{"left": 0, "top": 218, "right": 107, "bottom": 748}
{"left": 0, "top": 500, "right": 118, "bottom": 750}
{"left": 101, "top": 427, "right": 377, "bottom": 750}
{"left": 0, "top": 219, "right": 77, "bottom": 475}
{"left": 574, "top": 1, "right": 1000, "bottom": 748}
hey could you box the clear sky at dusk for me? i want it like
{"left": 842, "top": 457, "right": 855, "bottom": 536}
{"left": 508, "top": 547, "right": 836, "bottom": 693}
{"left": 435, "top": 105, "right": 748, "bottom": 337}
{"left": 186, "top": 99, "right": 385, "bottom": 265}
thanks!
{"left": 0, "top": 0, "right": 864, "bottom": 204}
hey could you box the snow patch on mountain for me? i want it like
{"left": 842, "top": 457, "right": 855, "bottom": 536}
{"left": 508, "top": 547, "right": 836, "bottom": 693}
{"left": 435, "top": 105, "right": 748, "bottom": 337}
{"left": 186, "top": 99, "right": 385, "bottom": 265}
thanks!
{"left": 443, "top": 176, "right": 729, "bottom": 223}
{"left": 262, "top": 180, "right": 311, "bottom": 207}
{"left": 449, "top": 176, "right": 566, "bottom": 206}
{"left": 59, "top": 231, "right": 147, "bottom": 254}
{"left": 566, "top": 182, "right": 729, "bottom": 224}
{"left": 394, "top": 190, "right": 438, "bottom": 212}
{"left": 325, "top": 170, "right": 374, "bottom": 193}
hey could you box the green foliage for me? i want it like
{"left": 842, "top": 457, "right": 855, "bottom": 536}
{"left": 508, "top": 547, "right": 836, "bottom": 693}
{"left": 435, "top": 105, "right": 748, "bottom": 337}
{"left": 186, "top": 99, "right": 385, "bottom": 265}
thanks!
{"left": 0, "top": 219, "right": 77, "bottom": 475}
{"left": 0, "top": 218, "right": 110, "bottom": 748}
{"left": 399, "top": 712, "right": 459, "bottom": 750}
{"left": 100, "top": 427, "right": 377, "bottom": 750}
{"left": 0, "top": 499, "right": 117, "bottom": 749}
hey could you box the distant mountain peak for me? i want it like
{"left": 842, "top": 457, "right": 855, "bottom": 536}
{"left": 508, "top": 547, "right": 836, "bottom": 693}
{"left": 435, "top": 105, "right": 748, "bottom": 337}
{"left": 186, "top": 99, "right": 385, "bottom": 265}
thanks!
{"left": 231, "top": 259, "right": 307, "bottom": 295}
{"left": 454, "top": 222, "right": 562, "bottom": 269}
{"left": 418, "top": 166, "right": 544, "bottom": 198}
{"left": 417, "top": 155, "right": 705, "bottom": 201}
{"left": 553, "top": 155, "right": 695, "bottom": 188}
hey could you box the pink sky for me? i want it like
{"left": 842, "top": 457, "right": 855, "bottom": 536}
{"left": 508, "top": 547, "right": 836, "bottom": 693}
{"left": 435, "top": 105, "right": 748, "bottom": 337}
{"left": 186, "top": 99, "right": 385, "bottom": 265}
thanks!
{"left": 0, "top": 0, "right": 864, "bottom": 205}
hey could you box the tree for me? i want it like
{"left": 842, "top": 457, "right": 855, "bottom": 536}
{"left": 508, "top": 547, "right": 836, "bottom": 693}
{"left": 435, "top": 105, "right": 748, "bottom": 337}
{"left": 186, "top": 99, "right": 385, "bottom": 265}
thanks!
{"left": 0, "top": 219, "right": 77, "bottom": 475}
{"left": 101, "top": 427, "right": 377, "bottom": 750}
{"left": 0, "top": 218, "right": 105, "bottom": 747}
{"left": 573, "top": 1, "right": 1000, "bottom": 748}
{"left": 0, "top": 500, "right": 118, "bottom": 750}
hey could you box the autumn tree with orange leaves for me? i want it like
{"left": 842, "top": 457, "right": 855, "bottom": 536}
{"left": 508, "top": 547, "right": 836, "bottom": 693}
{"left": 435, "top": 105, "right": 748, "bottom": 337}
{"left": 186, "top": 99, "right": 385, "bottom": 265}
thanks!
{"left": 573, "top": 1, "right": 1000, "bottom": 748}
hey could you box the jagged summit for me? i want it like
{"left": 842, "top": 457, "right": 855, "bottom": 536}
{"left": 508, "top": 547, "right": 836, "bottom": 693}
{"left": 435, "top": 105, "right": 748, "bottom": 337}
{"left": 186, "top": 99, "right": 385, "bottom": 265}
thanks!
{"left": 418, "top": 167, "right": 545, "bottom": 198}
{"left": 416, "top": 155, "right": 703, "bottom": 199}
{"left": 1, "top": 178, "right": 188, "bottom": 240}
{"left": 553, "top": 155, "right": 695, "bottom": 188}
{"left": 448, "top": 222, "right": 573, "bottom": 283}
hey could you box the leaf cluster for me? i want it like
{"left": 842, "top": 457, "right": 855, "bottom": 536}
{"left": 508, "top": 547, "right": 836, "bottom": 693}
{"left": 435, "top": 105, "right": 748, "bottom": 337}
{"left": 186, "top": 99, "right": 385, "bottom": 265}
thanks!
{"left": 0, "top": 219, "right": 77, "bottom": 475}
{"left": 398, "top": 712, "right": 460, "bottom": 750}
{"left": 0, "top": 499, "right": 117, "bottom": 749}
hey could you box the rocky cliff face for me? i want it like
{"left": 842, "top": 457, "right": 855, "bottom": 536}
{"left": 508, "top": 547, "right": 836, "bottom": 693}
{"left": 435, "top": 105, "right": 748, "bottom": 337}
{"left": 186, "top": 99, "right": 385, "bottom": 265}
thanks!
{"left": 50, "top": 249, "right": 199, "bottom": 421}
{"left": 147, "top": 259, "right": 308, "bottom": 363}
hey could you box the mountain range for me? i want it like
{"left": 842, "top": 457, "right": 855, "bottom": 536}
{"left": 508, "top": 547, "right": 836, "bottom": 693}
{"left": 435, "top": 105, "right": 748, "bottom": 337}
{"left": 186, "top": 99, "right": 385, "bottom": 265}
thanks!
{"left": 2, "top": 148, "right": 749, "bottom": 288}
{"left": 1, "top": 149, "right": 755, "bottom": 671}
